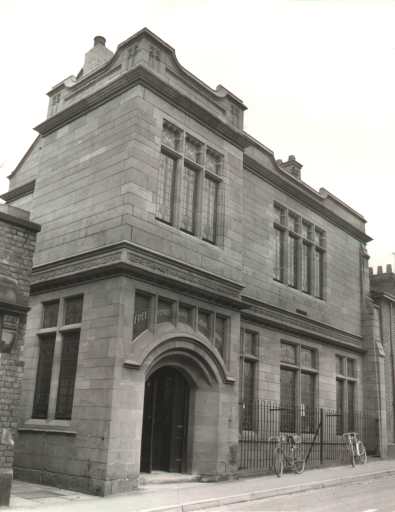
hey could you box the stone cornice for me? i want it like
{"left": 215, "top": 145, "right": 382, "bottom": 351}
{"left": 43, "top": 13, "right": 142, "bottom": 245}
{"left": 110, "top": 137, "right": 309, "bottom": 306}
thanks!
{"left": 0, "top": 301, "right": 30, "bottom": 316}
{"left": 35, "top": 65, "right": 250, "bottom": 151}
{"left": 241, "top": 296, "right": 365, "bottom": 353}
{"left": 1, "top": 180, "right": 35, "bottom": 203}
{"left": 243, "top": 153, "right": 372, "bottom": 244}
{"left": 0, "top": 210, "right": 41, "bottom": 233}
{"left": 30, "top": 241, "right": 246, "bottom": 309}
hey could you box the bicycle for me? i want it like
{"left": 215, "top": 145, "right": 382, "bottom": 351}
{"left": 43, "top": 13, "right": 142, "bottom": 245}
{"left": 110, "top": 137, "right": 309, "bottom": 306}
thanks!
{"left": 268, "top": 433, "right": 305, "bottom": 477}
{"left": 342, "top": 432, "right": 366, "bottom": 467}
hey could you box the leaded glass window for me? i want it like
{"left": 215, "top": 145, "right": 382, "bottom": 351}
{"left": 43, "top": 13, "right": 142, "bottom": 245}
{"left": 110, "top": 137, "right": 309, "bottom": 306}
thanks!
{"left": 288, "top": 235, "right": 298, "bottom": 288}
{"left": 202, "top": 177, "right": 217, "bottom": 243}
{"left": 162, "top": 122, "right": 179, "bottom": 150}
{"left": 347, "top": 359, "right": 355, "bottom": 378}
{"left": 274, "top": 227, "right": 284, "bottom": 282}
{"left": 42, "top": 302, "right": 59, "bottom": 329}
{"left": 65, "top": 297, "right": 83, "bottom": 325}
{"left": 302, "top": 243, "right": 311, "bottom": 293}
{"left": 133, "top": 293, "right": 150, "bottom": 340}
{"left": 288, "top": 212, "right": 299, "bottom": 233}
{"left": 315, "top": 228, "right": 325, "bottom": 247}
{"left": 198, "top": 311, "right": 209, "bottom": 337}
{"left": 206, "top": 148, "right": 220, "bottom": 174}
{"left": 243, "top": 361, "right": 254, "bottom": 429}
{"left": 157, "top": 299, "right": 172, "bottom": 324}
{"left": 185, "top": 135, "right": 201, "bottom": 163}
{"left": 302, "top": 220, "right": 312, "bottom": 240}
{"left": 32, "top": 335, "right": 56, "bottom": 419}
{"left": 280, "top": 368, "right": 296, "bottom": 432}
{"left": 301, "top": 373, "right": 315, "bottom": 433}
{"left": 180, "top": 166, "right": 197, "bottom": 234}
{"left": 301, "top": 347, "right": 315, "bottom": 369}
{"left": 281, "top": 343, "right": 296, "bottom": 364}
{"left": 215, "top": 316, "right": 225, "bottom": 358}
{"left": 336, "top": 379, "right": 344, "bottom": 434}
{"left": 315, "top": 249, "right": 323, "bottom": 299}
{"left": 178, "top": 306, "right": 193, "bottom": 326}
{"left": 348, "top": 382, "right": 355, "bottom": 431}
{"left": 156, "top": 153, "right": 176, "bottom": 224}
{"left": 336, "top": 356, "right": 344, "bottom": 375}
{"left": 274, "top": 203, "right": 285, "bottom": 225}
{"left": 244, "top": 332, "right": 256, "bottom": 356}
{"left": 55, "top": 332, "right": 80, "bottom": 420}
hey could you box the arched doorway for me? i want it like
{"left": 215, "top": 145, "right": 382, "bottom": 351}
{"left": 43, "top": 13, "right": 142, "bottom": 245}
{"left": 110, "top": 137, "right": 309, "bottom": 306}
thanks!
{"left": 140, "top": 366, "right": 189, "bottom": 473}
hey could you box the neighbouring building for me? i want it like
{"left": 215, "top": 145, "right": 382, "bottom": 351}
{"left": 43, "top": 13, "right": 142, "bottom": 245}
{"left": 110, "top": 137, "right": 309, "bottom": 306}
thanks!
{"left": 370, "top": 264, "right": 395, "bottom": 458}
{"left": 0, "top": 29, "right": 386, "bottom": 496}
{"left": 0, "top": 205, "right": 40, "bottom": 506}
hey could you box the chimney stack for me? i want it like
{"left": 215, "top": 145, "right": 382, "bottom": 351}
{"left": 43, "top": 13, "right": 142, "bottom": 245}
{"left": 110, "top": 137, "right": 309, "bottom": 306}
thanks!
{"left": 82, "top": 36, "right": 113, "bottom": 77}
{"left": 279, "top": 155, "right": 303, "bottom": 180}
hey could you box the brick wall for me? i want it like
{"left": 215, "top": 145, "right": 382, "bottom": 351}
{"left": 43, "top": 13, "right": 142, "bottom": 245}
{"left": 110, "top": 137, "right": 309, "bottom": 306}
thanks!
{"left": 0, "top": 205, "right": 39, "bottom": 506}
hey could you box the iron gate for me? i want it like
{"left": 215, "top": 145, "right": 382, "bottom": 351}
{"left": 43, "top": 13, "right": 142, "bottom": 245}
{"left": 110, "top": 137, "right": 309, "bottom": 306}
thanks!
{"left": 239, "top": 400, "right": 379, "bottom": 472}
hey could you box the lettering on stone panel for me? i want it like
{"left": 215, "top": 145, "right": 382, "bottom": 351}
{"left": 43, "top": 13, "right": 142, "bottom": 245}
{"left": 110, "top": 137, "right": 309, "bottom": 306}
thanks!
{"left": 250, "top": 306, "right": 361, "bottom": 347}
{"left": 127, "top": 253, "right": 239, "bottom": 297}
{"left": 32, "top": 254, "right": 122, "bottom": 283}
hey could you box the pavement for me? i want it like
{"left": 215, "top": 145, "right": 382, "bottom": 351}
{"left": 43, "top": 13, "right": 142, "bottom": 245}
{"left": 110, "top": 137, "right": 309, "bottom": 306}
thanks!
{"left": 2, "top": 457, "right": 395, "bottom": 512}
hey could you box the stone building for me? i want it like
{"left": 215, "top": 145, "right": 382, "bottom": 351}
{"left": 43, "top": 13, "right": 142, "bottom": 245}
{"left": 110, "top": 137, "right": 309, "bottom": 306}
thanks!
{"left": 0, "top": 205, "right": 40, "bottom": 506}
{"left": 370, "top": 264, "right": 395, "bottom": 458}
{"left": 0, "top": 29, "right": 385, "bottom": 496}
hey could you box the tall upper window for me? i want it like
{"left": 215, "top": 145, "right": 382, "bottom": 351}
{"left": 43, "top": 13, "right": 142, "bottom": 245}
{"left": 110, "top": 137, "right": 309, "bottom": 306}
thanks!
{"left": 273, "top": 203, "right": 326, "bottom": 300}
{"left": 336, "top": 355, "right": 357, "bottom": 433}
{"left": 32, "top": 297, "right": 83, "bottom": 420}
{"left": 157, "top": 120, "right": 223, "bottom": 245}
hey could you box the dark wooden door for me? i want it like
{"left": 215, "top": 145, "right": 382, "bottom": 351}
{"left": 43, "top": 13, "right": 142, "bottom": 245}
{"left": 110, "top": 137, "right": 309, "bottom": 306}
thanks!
{"left": 140, "top": 367, "right": 189, "bottom": 473}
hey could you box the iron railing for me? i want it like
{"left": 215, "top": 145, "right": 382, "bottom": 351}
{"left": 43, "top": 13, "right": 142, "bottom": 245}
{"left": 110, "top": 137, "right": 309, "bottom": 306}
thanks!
{"left": 239, "top": 400, "right": 379, "bottom": 472}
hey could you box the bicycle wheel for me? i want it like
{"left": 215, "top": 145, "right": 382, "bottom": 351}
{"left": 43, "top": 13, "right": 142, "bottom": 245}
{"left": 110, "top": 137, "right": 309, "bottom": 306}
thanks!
{"left": 293, "top": 446, "right": 305, "bottom": 474}
{"left": 349, "top": 446, "right": 355, "bottom": 467}
{"left": 274, "top": 448, "right": 283, "bottom": 477}
{"left": 357, "top": 441, "right": 367, "bottom": 464}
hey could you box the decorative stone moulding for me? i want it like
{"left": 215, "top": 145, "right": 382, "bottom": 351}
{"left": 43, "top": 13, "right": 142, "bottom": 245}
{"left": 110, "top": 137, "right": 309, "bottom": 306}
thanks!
{"left": 31, "top": 241, "right": 245, "bottom": 309}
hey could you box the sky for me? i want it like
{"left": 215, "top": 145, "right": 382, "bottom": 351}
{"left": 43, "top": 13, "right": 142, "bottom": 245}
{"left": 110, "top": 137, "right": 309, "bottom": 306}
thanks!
{"left": 0, "top": 0, "right": 394, "bottom": 272}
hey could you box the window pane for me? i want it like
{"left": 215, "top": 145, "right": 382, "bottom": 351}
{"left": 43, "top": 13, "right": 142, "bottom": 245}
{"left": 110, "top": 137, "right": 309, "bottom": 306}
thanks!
{"left": 32, "top": 335, "right": 55, "bottom": 419}
{"left": 288, "top": 236, "right": 297, "bottom": 288}
{"left": 274, "top": 204, "right": 285, "bottom": 225}
{"left": 302, "top": 243, "right": 311, "bottom": 293}
{"left": 301, "top": 373, "right": 315, "bottom": 433}
{"left": 274, "top": 228, "right": 284, "bottom": 282}
{"left": 206, "top": 150, "right": 220, "bottom": 174}
{"left": 162, "top": 124, "right": 179, "bottom": 150}
{"left": 347, "top": 359, "right": 355, "bottom": 378}
{"left": 185, "top": 136, "right": 201, "bottom": 163}
{"left": 198, "top": 311, "right": 209, "bottom": 337}
{"left": 280, "top": 368, "right": 295, "bottom": 432}
{"left": 215, "top": 317, "right": 225, "bottom": 358}
{"left": 133, "top": 294, "right": 150, "bottom": 340}
{"left": 348, "top": 381, "right": 355, "bottom": 431}
{"left": 65, "top": 297, "right": 83, "bottom": 325}
{"left": 315, "top": 228, "right": 325, "bottom": 247}
{"left": 156, "top": 153, "right": 176, "bottom": 224}
{"left": 301, "top": 347, "right": 315, "bottom": 369}
{"left": 178, "top": 306, "right": 193, "bottom": 326}
{"left": 180, "top": 166, "right": 197, "bottom": 234}
{"left": 157, "top": 299, "right": 172, "bottom": 324}
{"left": 202, "top": 177, "right": 217, "bottom": 243}
{"left": 55, "top": 332, "right": 80, "bottom": 420}
{"left": 244, "top": 332, "right": 253, "bottom": 355}
{"left": 336, "top": 356, "right": 343, "bottom": 375}
{"left": 302, "top": 220, "right": 312, "bottom": 240}
{"left": 288, "top": 212, "right": 299, "bottom": 232}
{"left": 242, "top": 361, "right": 254, "bottom": 430}
{"left": 42, "top": 302, "right": 59, "bottom": 329}
{"left": 315, "top": 249, "right": 323, "bottom": 299}
{"left": 281, "top": 343, "right": 296, "bottom": 364}
{"left": 336, "top": 379, "right": 343, "bottom": 434}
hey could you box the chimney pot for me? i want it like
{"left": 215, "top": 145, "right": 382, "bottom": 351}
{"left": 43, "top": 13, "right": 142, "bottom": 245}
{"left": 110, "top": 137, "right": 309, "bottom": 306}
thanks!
{"left": 94, "top": 36, "right": 106, "bottom": 47}
{"left": 378, "top": 266, "right": 383, "bottom": 274}
{"left": 288, "top": 155, "right": 296, "bottom": 161}
{"left": 276, "top": 159, "right": 283, "bottom": 165}
{"left": 387, "top": 264, "right": 392, "bottom": 273}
